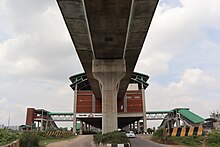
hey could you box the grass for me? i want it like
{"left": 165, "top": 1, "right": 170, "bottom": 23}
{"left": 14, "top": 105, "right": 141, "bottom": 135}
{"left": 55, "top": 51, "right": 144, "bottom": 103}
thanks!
{"left": 39, "top": 135, "right": 76, "bottom": 147}
{"left": 205, "top": 130, "right": 220, "bottom": 147}
{"left": 0, "top": 129, "right": 20, "bottom": 146}
{"left": 152, "top": 129, "right": 203, "bottom": 146}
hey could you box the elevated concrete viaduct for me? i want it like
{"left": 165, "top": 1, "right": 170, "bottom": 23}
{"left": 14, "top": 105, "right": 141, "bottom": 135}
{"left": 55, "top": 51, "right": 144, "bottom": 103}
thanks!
{"left": 57, "top": 0, "right": 158, "bottom": 133}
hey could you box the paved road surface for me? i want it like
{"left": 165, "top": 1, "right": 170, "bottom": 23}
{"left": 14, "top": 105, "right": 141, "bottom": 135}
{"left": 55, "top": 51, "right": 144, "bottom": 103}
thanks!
{"left": 47, "top": 135, "right": 94, "bottom": 147}
{"left": 47, "top": 134, "right": 184, "bottom": 147}
{"left": 130, "top": 134, "right": 166, "bottom": 147}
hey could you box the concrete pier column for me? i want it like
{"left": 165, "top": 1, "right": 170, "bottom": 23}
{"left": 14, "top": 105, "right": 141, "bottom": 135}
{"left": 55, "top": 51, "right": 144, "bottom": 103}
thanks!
{"left": 141, "top": 84, "right": 147, "bottom": 133}
{"left": 85, "top": 123, "right": 88, "bottom": 131}
{"left": 137, "top": 120, "right": 140, "bottom": 133}
{"left": 37, "top": 121, "right": 40, "bottom": 131}
{"left": 40, "top": 110, "right": 44, "bottom": 131}
{"left": 133, "top": 122, "right": 135, "bottom": 130}
{"left": 79, "top": 120, "right": 83, "bottom": 135}
{"left": 88, "top": 125, "right": 91, "bottom": 131}
{"left": 126, "top": 125, "right": 129, "bottom": 131}
{"left": 72, "top": 85, "right": 77, "bottom": 134}
{"left": 92, "top": 59, "right": 126, "bottom": 134}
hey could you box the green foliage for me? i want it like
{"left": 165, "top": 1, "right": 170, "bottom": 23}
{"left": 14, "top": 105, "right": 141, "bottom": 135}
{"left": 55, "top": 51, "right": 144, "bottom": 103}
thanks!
{"left": 170, "top": 136, "right": 202, "bottom": 146}
{"left": 0, "top": 129, "right": 19, "bottom": 145}
{"left": 0, "top": 129, "right": 74, "bottom": 147}
{"left": 39, "top": 135, "right": 76, "bottom": 147}
{"left": 152, "top": 128, "right": 163, "bottom": 138}
{"left": 93, "top": 131, "right": 130, "bottom": 144}
{"left": 206, "top": 130, "right": 220, "bottom": 147}
{"left": 20, "top": 132, "right": 39, "bottom": 147}
{"left": 152, "top": 129, "right": 202, "bottom": 146}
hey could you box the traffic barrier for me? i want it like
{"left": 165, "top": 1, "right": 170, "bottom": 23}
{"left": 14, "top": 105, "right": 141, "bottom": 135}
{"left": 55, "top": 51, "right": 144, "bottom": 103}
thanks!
{"left": 46, "top": 131, "right": 73, "bottom": 137}
{"left": 106, "top": 144, "right": 130, "bottom": 147}
{"left": 165, "top": 126, "right": 203, "bottom": 137}
{"left": 3, "top": 140, "right": 20, "bottom": 147}
{"left": 97, "top": 143, "right": 130, "bottom": 147}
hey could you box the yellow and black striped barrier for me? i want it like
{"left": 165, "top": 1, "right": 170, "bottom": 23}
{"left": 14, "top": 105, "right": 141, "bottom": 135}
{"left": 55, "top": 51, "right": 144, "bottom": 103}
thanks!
{"left": 46, "top": 131, "right": 73, "bottom": 137}
{"left": 164, "top": 126, "right": 203, "bottom": 137}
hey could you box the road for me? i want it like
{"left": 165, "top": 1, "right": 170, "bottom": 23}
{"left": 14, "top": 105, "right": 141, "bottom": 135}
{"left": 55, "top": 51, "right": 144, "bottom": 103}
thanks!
{"left": 47, "top": 134, "right": 182, "bottom": 147}
{"left": 47, "top": 135, "right": 94, "bottom": 147}
{"left": 130, "top": 134, "right": 167, "bottom": 147}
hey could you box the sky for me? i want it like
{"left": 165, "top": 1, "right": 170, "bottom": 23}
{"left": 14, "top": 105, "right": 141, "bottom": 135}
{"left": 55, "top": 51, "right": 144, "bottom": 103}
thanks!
{"left": 0, "top": 0, "right": 220, "bottom": 128}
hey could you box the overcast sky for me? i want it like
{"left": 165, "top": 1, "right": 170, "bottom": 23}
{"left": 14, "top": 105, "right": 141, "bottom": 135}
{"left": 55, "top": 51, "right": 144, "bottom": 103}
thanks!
{"left": 0, "top": 0, "right": 220, "bottom": 128}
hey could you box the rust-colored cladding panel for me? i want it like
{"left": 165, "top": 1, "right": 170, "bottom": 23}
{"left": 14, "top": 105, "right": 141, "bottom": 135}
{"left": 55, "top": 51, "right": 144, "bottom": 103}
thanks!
{"left": 95, "top": 106, "right": 102, "bottom": 112}
{"left": 126, "top": 91, "right": 143, "bottom": 113}
{"left": 77, "top": 105, "right": 92, "bottom": 113}
{"left": 77, "top": 91, "right": 93, "bottom": 113}
{"left": 127, "top": 99, "right": 142, "bottom": 105}
{"left": 127, "top": 104, "right": 143, "bottom": 112}
{"left": 76, "top": 90, "right": 144, "bottom": 113}
{"left": 77, "top": 99, "right": 92, "bottom": 105}
{"left": 77, "top": 90, "right": 94, "bottom": 95}
{"left": 26, "top": 108, "right": 35, "bottom": 126}
{"left": 77, "top": 96, "right": 92, "bottom": 100}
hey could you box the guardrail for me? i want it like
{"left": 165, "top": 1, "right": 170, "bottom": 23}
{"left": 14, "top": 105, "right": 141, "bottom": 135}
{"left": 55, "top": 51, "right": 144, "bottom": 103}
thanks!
{"left": 3, "top": 140, "right": 20, "bottom": 147}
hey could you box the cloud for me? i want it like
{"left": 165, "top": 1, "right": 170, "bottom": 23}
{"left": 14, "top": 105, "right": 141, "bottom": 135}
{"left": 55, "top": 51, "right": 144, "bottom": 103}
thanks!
{"left": 147, "top": 68, "right": 219, "bottom": 118}
{"left": 0, "top": 0, "right": 83, "bottom": 81}
{"left": 0, "top": 0, "right": 220, "bottom": 128}
{"left": 137, "top": 1, "right": 220, "bottom": 122}
{"left": 136, "top": 0, "right": 220, "bottom": 76}
{"left": 167, "top": 68, "right": 216, "bottom": 94}
{"left": 0, "top": 0, "right": 82, "bottom": 126}
{"left": 136, "top": 51, "right": 173, "bottom": 76}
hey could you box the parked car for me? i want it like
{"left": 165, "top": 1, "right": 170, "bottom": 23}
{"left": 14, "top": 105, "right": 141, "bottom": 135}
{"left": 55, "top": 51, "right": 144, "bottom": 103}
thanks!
{"left": 126, "top": 131, "right": 135, "bottom": 138}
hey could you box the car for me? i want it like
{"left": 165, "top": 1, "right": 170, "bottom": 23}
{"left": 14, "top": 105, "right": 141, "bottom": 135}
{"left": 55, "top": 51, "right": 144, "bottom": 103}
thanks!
{"left": 126, "top": 131, "right": 136, "bottom": 138}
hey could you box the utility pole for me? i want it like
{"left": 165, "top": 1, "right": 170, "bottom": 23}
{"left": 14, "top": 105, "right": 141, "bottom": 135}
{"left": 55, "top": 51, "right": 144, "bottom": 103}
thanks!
{"left": 7, "top": 114, "right": 10, "bottom": 130}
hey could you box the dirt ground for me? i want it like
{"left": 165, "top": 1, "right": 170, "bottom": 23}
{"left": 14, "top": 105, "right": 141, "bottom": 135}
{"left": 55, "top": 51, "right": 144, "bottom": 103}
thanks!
{"left": 47, "top": 135, "right": 94, "bottom": 147}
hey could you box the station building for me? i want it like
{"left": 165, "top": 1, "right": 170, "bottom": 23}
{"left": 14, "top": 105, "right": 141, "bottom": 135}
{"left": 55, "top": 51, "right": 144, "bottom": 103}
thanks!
{"left": 69, "top": 72, "right": 149, "bottom": 133}
{"left": 25, "top": 72, "right": 149, "bottom": 133}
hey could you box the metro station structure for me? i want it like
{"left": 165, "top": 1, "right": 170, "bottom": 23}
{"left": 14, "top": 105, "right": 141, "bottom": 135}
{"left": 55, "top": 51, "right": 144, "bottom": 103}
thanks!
{"left": 56, "top": 0, "right": 159, "bottom": 133}
{"left": 70, "top": 72, "right": 149, "bottom": 134}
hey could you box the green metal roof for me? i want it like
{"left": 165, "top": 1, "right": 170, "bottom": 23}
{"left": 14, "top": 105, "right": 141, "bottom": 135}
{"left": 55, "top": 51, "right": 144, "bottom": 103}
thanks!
{"left": 69, "top": 72, "right": 149, "bottom": 90}
{"left": 178, "top": 109, "right": 205, "bottom": 124}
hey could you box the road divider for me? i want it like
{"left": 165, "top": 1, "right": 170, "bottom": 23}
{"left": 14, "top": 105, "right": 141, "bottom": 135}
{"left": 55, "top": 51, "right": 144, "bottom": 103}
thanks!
{"left": 164, "top": 126, "right": 203, "bottom": 137}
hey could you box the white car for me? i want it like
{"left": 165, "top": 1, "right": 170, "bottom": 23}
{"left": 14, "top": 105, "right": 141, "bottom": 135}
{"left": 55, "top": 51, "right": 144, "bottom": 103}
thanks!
{"left": 126, "top": 131, "right": 136, "bottom": 138}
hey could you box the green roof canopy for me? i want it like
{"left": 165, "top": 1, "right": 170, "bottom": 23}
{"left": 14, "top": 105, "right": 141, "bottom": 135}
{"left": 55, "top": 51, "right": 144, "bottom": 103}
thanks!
{"left": 69, "top": 72, "right": 149, "bottom": 90}
{"left": 49, "top": 112, "right": 73, "bottom": 115}
{"left": 178, "top": 109, "right": 205, "bottom": 124}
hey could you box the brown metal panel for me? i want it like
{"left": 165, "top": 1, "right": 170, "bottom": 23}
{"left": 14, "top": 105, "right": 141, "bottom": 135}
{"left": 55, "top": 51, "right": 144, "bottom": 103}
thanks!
{"left": 26, "top": 108, "right": 35, "bottom": 126}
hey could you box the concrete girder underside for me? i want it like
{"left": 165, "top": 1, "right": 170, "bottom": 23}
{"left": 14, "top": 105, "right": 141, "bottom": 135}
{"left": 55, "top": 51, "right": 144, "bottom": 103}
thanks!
{"left": 57, "top": 0, "right": 159, "bottom": 99}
